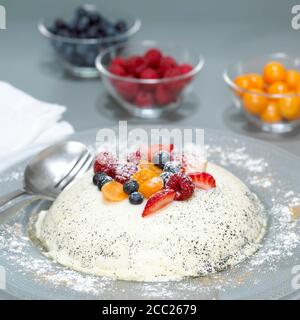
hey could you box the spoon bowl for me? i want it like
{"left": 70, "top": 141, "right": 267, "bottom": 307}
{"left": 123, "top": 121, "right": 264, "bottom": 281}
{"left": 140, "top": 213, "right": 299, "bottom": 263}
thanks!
{"left": 24, "top": 141, "right": 92, "bottom": 199}
{"left": 0, "top": 141, "right": 93, "bottom": 223}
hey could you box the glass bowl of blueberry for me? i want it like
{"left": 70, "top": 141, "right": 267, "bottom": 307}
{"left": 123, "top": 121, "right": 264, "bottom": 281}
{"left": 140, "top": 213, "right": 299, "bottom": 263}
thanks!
{"left": 95, "top": 40, "right": 204, "bottom": 118}
{"left": 38, "top": 4, "right": 141, "bottom": 78}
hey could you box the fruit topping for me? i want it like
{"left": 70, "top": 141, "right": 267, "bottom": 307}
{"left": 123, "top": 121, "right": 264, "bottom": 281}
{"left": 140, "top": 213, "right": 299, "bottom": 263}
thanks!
{"left": 152, "top": 150, "right": 171, "bottom": 168}
{"left": 132, "top": 168, "right": 157, "bottom": 186}
{"left": 93, "top": 152, "right": 117, "bottom": 177}
{"left": 93, "top": 172, "right": 107, "bottom": 186}
{"left": 127, "top": 149, "right": 142, "bottom": 164}
{"left": 138, "top": 160, "right": 163, "bottom": 175}
{"left": 147, "top": 144, "right": 174, "bottom": 162}
{"left": 129, "top": 192, "right": 144, "bottom": 205}
{"left": 160, "top": 172, "right": 173, "bottom": 185}
{"left": 142, "top": 189, "right": 176, "bottom": 217}
{"left": 163, "top": 161, "right": 181, "bottom": 174}
{"left": 165, "top": 173, "right": 195, "bottom": 201}
{"left": 115, "top": 163, "right": 138, "bottom": 184}
{"left": 123, "top": 180, "right": 139, "bottom": 195}
{"left": 139, "top": 177, "right": 164, "bottom": 198}
{"left": 188, "top": 172, "right": 216, "bottom": 190}
{"left": 97, "top": 176, "right": 113, "bottom": 191}
{"left": 102, "top": 181, "right": 128, "bottom": 202}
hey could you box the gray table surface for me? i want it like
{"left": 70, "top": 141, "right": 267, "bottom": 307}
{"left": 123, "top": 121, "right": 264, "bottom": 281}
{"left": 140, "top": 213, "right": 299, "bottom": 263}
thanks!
{"left": 0, "top": 0, "right": 300, "bottom": 299}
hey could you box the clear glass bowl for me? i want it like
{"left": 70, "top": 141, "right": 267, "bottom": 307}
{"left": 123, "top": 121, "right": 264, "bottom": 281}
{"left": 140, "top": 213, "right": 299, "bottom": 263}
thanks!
{"left": 223, "top": 53, "right": 300, "bottom": 133}
{"left": 95, "top": 40, "right": 204, "bottom": 118}
{"left": 38, "top": 5, "right": 141, "bottom": 78}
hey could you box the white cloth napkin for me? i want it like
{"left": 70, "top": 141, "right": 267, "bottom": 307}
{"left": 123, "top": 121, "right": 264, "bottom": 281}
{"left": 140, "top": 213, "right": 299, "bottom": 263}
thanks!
{"left": 0, "top": 82, "right": 74, "bottom": 163}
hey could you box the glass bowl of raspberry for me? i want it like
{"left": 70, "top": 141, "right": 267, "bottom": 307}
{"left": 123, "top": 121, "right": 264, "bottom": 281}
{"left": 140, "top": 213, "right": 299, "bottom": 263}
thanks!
{"left": 95, "top": 41, "right": 204, "bottom": 118}
{"left": 38, "top": 5, "right": 141, "bottom": 78}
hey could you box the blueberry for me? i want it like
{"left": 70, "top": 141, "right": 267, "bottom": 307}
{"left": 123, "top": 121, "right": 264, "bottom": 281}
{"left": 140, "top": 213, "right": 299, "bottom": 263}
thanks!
{"left": 54, "top": 18, "right": 66, "bottom": 30}
{"left": 66, "top": 18, "right": 78, "bottom": 33}
{"left": 85, "top": 51, "right": 97, "bottom": 67}
{"left": 62, "top": 44, "right": 75, "bottom": 58}
{"left": 87, "top": 26, "right": 99, "bottom": 38}
{"left": 93, "top": 172, "right": 107, "bottom": 186}
{"left": 123, "top": 180, "right": 139, "bottom": 194}
{"left": 98, "top": 176, "right": 113, "bottom": 190}
{"left": 89, "top": 12, "right": 101, "bottom": 25}
{"left": 160, "top": 172, "right": 173, "bottom": 185}
{"left": 104, "top": 25, "right": 117, "bottom": 37}
{"left": 129, "top": 192, "right": 144, "bottom": 205}
{"left": 75, "top": 6, "right": 87, "bottom": 19}
{"left": 77, "top": 16, "right": 90, "bottom": 32}
{"left": 152, "top": 151, "right": 171, "bottom": 168}
{"left": 57, "top": 29, "right": 70, "bottom": 37}
{"left": 163, "top": 161, "right": 181, "bottom": 173}
{"left": 115, "top": 20, "right": 128, "bottom": 33}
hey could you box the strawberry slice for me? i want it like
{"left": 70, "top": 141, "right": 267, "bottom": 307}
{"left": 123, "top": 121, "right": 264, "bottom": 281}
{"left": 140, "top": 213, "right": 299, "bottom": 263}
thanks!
{"left": 188, "top": 172, "right": 216, "bottom": 190}
{"left": 142, "top": 189, "right": 175, "bottom": 218}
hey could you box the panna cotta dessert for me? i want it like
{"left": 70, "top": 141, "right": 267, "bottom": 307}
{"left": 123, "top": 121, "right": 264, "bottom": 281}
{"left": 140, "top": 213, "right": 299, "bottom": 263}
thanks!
{"left": 34, "top": 144, "right": 267, "bottom": 282}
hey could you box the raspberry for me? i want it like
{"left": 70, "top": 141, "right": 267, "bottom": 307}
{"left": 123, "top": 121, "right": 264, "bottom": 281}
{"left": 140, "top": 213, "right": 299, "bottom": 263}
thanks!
{"left": 155, "top": 84, "right": 175, "bottom": 105}
{"left": 158, "top": 56, "right": 177, "bottom": 77}
{"left": 178, "top": 64, "right": 193, "bottom": 84}
{"left": 111, "top": 57, "right": 126, "bottom": 67}
{"left": 178, "top": 63, "right": 193, "bottom": 75}
{"left": 135, "top": 90, "right": 155, "bottom": 107}
{"left": 139, "top": 68, "right": 159, "bottom": 79}
{"left": 144, "top": 48, "right": 162, "bottom": 68}
{"left": 93, "top": 152, "right": 117, "bottom": 177}
{"left": 114, "top": 77, "right": 139, "bottom": 102}
{"left": 115, "top": 162, "right": 138, "bottom": 184}
{"left": 108, "top": 64, "right": 126, "bottom": 76}
{"left": 164, "top": 67, "right": 186, "bottom": 92}
{"left": 127, "top": 149, "right": 142, "bottom": 164}
{"left": 124, "top": 56, "right": 144, "bottom": 76}
{"left": 165, "top": 172, "right": 195, "bottom": 201}
{"left": 164, "top": 67, "right": 181, "bottom": 79}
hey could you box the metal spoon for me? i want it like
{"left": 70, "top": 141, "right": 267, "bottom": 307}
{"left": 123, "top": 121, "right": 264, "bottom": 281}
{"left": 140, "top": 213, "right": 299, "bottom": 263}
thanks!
{"left": 0, "top": 141, "right": 93, "bottom": 222}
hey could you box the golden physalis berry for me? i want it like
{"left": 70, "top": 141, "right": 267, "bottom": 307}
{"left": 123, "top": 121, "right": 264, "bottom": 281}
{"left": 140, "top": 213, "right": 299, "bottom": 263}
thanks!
{"left": 234, "top": 75, "right": 251, "bottom": 96}
{"left": 263, "top": 61, "right": 286, "bottom": 84}
{"left": 260, "top": 102, "right": 282, "bottom": 123}
{"left": 102, "top": 181, "right": 128, "bottom": 202}
{"left": 286, "top": 70, "right": 300, "bottom": 90}
{"left": 138, "top": 160, "right": 163, "bottom": 175}
{"left": 243, "top": 89, "right": 268, "bottom": 115}
{"left": 132, "top": 169, "right": 157, "bottom": 186}
{"left": 139, "top": 177, "right": 164, "bottom": 198}
{"left": 278, "top": 95, "right": 300, "bottom": 121}
{"left": 248, "top": 73, "right": 264, "bottom": 90}
{"left": 267, "top": 81, "right": 288, "bottom": 95}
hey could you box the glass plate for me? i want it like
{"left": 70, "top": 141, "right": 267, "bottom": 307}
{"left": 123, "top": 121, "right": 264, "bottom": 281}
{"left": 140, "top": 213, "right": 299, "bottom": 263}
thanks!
{"left": 0, "top": 128, "right": 300, "bottom": 300}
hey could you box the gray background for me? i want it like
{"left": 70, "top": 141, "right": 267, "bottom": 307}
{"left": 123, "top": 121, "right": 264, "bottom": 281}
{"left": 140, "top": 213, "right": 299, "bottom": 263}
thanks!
{"left": 1, "top": 0, "right": 300, "bottom": 155}
{"left": 0, "top": 0, "right": 300, "bottom": 298}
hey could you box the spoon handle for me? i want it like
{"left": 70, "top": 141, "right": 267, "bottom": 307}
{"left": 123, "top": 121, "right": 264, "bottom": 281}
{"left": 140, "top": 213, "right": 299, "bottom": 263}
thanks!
{"left": 0, "top": 189, "right": 27, "bottom": 207}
